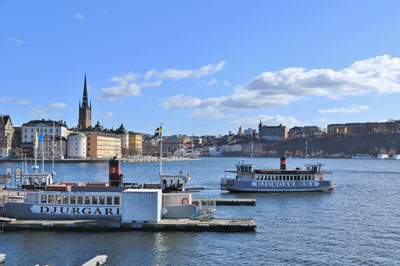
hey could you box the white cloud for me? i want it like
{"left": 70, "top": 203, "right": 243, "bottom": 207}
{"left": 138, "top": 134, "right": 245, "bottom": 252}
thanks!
{"left": 318, "top": 105, "right": 370, "bottom": 114}
{"left": 49, "top": 102, "right": 68, "bottom": 109}
{"left": 54, "top": 113, "right": 63, "bottom": 117}
{"left": 223, "top": 80, "right": 231, "bottom": 87}
{"left": 100, "top": 61, "right": 224, "bottom": 101}
{"left": 74, "top": 13, "right": 85, "bottom": 21}
{"left": 100, "top": 72, "right": 162, "bottom": 101}
{"left": 17, "top": 99, "right": 31, "bottom": 105}
{"left": 159, "top": 55, "right": 400, "bottom": 118}
{"left": 159, "top": 61, "right": 225, "bottom": 80}
{"left": 0, "top": 97, "right": 13, "bottom": 102}
{"left": 207, "top": 78, "right": 218, "bottom": 85}
{"left": 30, "top": 108, "right": 47, "bottom": 118}
{"left": 6, "top": 36, "right": 23, "bottom": 45}
{"left": 144, "top": 69, "right": 157, "bottom": 80}
{"left": 105, "top": 112, "right": 113, "bottom": 118}
{"left": 230, "top": 115, "right": 304, "bottom": 129}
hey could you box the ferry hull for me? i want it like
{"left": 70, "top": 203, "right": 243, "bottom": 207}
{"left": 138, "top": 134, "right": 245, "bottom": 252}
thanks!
{"left": 221, "top": 180, "right": 335, "bottom": 193}
{"left": 1, "top": 202, "right": 122, "bottom": 220}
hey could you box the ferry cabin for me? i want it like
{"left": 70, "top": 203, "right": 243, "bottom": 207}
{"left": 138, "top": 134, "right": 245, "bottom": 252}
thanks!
{"left": 2, "top": 190, "right": 122, "bottom": 219}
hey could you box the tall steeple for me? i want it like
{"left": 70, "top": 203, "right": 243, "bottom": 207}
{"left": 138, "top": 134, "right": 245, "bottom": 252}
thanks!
{"left": 82, "top": 73, "right": 89, "bottom": 107}
{"left": 78, "top": 74, "right": 92, "bottom": 129}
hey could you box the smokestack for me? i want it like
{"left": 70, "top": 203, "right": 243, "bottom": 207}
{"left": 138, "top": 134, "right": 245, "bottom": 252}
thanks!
{"left": 109, "top": 156, "right": 122, "bottom": 186}
{"left": 280, "top": 156, "right": 286, "bottom": 170}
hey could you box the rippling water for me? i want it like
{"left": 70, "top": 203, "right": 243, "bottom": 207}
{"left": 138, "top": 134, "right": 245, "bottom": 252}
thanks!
{"left": 0, "top": 157, "right": 399, "bottom": 265}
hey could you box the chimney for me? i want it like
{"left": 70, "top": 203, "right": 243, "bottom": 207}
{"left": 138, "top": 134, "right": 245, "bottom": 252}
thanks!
{"left": 280, "top": 156, "right": 286, "bottom": 170}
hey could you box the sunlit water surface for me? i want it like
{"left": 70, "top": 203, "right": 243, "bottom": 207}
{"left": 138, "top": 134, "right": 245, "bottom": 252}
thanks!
{"left": 0, "top": 157, "right": 399, "bottom": 265}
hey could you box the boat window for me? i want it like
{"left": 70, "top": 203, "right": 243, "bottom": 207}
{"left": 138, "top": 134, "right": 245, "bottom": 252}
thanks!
{"left": 62, "top": 195, "right": 68, "bottom": 204}
{"left": 279, "top": 176, "right": 282, "bottom": 181}
{"left": 85, "top": 196, "right": 90, "bottom": 205}
{"left": 70, "top": 195, "right": 76, "bottom": 204}
{"left": 77, "top": 196, "right": 83, "bottom": 205}
{"left": 41, "top": 194, "right": 46, "bottom": 203}
{"left": 48, "top": 195, "right": 54, "bottom": 204}
{"left": 312, "top": 175, "right": 315, "bottom": 180}
{"left": 99, "top": 196, "right": 105, "bottom": 205}
{"left": 55, "top": 195, "right": 61, "bottom": 204}
{"left": 107, "top": 196, "right": 112, "bottom": 205}
{"left": 114, "top": 196, "right": 120, "bottom": 205}
{"left": 92, "top": 196, "right": 98, "bottom": 205}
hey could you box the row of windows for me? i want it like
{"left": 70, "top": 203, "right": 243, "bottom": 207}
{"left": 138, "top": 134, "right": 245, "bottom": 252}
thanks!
{"left": 24, "top": 134, "right": 60, "bottom": 139}
{"left": 255, "top": 175, "right": 315, "bottom": 181}
{"left": 40, "top": 194, "right": 120, "bottom": 206}
{"left": 24, "top": 128, "right": 60, "bottom": 133}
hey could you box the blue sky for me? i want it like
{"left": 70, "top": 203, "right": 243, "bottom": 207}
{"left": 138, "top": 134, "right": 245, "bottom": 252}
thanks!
{"left": 1, "top": 0, "right": 400, "bottom": 136}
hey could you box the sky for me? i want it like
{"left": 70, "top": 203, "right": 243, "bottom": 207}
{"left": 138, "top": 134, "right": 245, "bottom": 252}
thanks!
{"left": 1, "top": 0, "right": 400, "bottom": 136}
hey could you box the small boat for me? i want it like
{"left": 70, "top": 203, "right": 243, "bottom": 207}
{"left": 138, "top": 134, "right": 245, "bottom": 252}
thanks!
{"left": 352, "top": 154, "right": 371, "bottom": 159}
{"left": 220, "top": 157, "right": 336, "bottom": 193}
{"left": 392, "top": 154, "right": 400, "bottom": 160}
{"left": 377, "top": 154, "right": 389, "bottom": 159}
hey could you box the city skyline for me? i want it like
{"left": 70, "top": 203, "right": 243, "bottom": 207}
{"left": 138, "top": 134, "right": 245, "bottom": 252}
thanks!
{"left": 2, "top": 1, "right": 400, "bottom": 135}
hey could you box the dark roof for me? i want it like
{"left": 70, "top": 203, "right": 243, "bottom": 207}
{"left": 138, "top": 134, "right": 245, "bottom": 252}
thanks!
{"left": 0, "top": 115, "right": 12, "bottom": 126}
{"left": 22, "top": 119, "right": 67, "bottom": 127}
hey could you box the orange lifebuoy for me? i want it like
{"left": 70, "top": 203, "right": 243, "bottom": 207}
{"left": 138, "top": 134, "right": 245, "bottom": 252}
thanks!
{"left": 319, "top": 177, "right": 324, "bottom": 181}
{"left": 181, "top": 197, "right": 189, "bottom": 205}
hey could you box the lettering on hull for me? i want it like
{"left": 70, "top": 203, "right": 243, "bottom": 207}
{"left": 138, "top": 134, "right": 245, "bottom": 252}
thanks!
{"left": 31, "top": 205, "right": 122, "bottom": 216}
{"left": 251, "top": 181, "right": 321, "bottom": 187}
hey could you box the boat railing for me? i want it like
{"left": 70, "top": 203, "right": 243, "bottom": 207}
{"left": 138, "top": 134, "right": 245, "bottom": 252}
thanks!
{"left": 0, "top": 189, "right": 28, "bottom": 207}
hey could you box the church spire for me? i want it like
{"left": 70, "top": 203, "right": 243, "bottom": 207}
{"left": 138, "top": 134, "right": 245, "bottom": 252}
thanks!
{"left": 82, "top": 73, "right": 88, "bottom": 107}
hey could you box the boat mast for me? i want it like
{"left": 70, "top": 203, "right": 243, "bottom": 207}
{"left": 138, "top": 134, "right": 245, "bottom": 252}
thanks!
{"left": 52, "top": 121, "right": 55, "bottom": 174}
{"left": 160, "top": 123, "right": 163, "bottom": 175}
{"left": 305, "top": 138, "right": 309, "bottom": 165}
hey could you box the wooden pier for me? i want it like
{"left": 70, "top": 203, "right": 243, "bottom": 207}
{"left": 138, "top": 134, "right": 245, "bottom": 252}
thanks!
{"left": 0, "top": 218, "right": 256, "bottom": 232}
{"left": 193, "top": 198, "right": 256, "bottom": 206}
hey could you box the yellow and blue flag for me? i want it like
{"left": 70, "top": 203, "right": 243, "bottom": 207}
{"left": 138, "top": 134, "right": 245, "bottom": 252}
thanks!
{"left": 155, "top": 126, "right": 162, "bottom": 137}
{"left": 33, "top": 130, "right": 38, "bottom": 149}
{"left": 33, "top": 130, "right": 44, "bottom": 149}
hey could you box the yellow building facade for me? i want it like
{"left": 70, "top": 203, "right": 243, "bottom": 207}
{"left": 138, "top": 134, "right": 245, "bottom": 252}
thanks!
{"left": 128, "top": 133, "right": 142, "bottom": 155}
{"left": 83, "top": 130, "right": 122, "bottom": 158}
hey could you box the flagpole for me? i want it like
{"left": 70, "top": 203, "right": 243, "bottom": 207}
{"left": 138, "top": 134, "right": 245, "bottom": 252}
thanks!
{"left": 42, "top": 137, "right": 45, "bottom": 173}
{"left": 52, "top": 122, "right": 55, "bottom": 174}
{"left": 34, "top": 128, "right": 37, "bottom": 170}
{"left": 160, "top": 123, "right": 163, "bottom": 176}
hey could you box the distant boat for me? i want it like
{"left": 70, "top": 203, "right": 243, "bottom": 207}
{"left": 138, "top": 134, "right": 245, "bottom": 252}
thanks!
{"left": 392, "top": 154, "right": 400, "bottom": 160}
{"left": 352, "top": 154, "right": 371, "bottom": 159}
{"left": 377, "top": 154, "right": 389, "bottom": 159}
{"left": 220, "top": 157, "right": 336, "bottom": 193}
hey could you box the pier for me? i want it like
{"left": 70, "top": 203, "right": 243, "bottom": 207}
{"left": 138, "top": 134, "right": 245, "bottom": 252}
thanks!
{"left": 0, "top": 218, "right": 256, "bottom": 232}
{"left": 193, "top": 198, "right": 256, "bottom": 206}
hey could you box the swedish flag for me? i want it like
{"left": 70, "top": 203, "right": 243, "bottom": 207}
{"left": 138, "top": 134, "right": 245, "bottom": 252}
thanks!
{"left": 155, "top": 126, "right": 162, "bottom": 137}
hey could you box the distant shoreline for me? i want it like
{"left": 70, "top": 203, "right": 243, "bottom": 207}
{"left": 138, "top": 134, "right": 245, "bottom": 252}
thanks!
{"left": 0, "top": 157, "right": 200, "bottom": 164}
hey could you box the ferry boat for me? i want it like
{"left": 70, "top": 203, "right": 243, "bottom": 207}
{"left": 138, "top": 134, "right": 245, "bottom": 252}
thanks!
{"left": 220, "top": 157, "right": 336, "bottom": 192}
{"left": 377, "top": 154, "right": 389, "bottom": 159}
{"left": 0, "top": 158, "right": 215, "bottom": 221}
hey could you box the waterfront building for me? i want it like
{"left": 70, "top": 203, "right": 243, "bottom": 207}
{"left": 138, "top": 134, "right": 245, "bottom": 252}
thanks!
{"left": 244, "top": 128, "right": 256, "bottom": 135}
{"left": 258, "top": 121, "right": 288, "bottom": 141}
{"left": 78, "top": 74, "right": 92, "bottom": 129}
{"left": 117, "top": 124, "right": 129, "bottom": 157}
{"left": 38, "top": 136, "right": 67, "bottom": 159}
{"left": 80, "top": 123, "right": 122, "bottom": 158}
{"left": 327, "top": 121, "right": 400, "bottom": 136}
{"left": 128, "top": 132, "right": 142, "bottom": 155}
{"left": 289, "top": 126, "right": 324, "bottom": 138}
{"left": 0, "top": 115, "right": 14, "bottom": 158}
{"left": 21, "top": 119, "right": 68, "bottom": 145}
{"left": 67, "top": 132, "right": 87, "bottom": 158}
{"left": 237, "top": 126, "right": 243, "bottom": 135}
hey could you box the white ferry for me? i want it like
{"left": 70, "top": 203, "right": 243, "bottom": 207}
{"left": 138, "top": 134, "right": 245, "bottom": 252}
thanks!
{"left": 220, "top": 157, "right": 336, "bottom": 192}
{"left": 0, "top": 158, "right": 214, "bottom": 221}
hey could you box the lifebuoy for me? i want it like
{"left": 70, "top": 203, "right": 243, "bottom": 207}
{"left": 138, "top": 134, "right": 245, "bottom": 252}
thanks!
{"left": 181, "top": 197, "right": 189, "bottom": 205}
{"left": 319, "top": 177, "right": 324, "bottom": 181}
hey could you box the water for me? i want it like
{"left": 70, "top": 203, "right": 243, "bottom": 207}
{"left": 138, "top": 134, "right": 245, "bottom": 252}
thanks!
{"left": 0, "top": 157, "right": 399, "bottom": 265}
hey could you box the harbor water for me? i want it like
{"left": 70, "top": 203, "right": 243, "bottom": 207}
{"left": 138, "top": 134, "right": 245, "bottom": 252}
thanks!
{"left": 0, "top": 157, "right": 399, "bottom": 265}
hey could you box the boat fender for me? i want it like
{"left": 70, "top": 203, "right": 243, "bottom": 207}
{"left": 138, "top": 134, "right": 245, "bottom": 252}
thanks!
{"left": 181, "top": 197, "right": 189, "bottom": 205}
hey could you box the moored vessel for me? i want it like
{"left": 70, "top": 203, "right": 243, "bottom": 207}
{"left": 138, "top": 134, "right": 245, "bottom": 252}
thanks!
{"left": 0, "top": 158, "right": 215, "bottom": 221}
{"left": 220, "top": 157, "right": 336, "bottom": 192}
